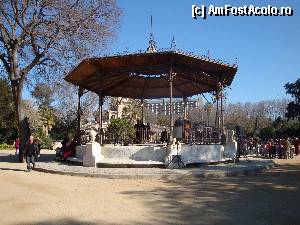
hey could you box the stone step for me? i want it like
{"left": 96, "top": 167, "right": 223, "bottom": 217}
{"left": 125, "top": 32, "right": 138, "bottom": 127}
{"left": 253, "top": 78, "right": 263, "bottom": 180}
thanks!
{"left": 66, "top": 157, "right": 83, "bottom": 166}
{"left": 97, "top": 159, "right": 164, "bottom": 168}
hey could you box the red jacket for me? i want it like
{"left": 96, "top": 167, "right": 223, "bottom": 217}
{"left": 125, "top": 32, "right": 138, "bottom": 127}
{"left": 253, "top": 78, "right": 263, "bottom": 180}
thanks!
{"left": 15, "top": 139, "right": 20, "bottom": 149}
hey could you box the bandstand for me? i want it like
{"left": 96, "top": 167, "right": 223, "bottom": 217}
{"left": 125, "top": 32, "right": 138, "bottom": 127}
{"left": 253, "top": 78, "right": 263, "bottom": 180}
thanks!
{"left": 64, "top": 35, "right": 238, "bottom": 168}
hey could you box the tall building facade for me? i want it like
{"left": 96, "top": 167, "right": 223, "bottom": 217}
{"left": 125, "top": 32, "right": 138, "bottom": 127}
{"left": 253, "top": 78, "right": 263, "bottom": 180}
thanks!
{"left": 145, "top": 97, "right": 203, "bottom": 115}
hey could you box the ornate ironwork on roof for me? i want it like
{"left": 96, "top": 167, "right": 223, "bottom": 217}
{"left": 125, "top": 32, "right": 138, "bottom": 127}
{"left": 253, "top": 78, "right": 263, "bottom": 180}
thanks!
{"left": 170, "top": 36, "right": 176, "bottom": 51}
{"left": 146, "top": 16, "right": 157, "bottom": 53}
{"left": 146, "top": 32, "right": 157, "bottom": 53}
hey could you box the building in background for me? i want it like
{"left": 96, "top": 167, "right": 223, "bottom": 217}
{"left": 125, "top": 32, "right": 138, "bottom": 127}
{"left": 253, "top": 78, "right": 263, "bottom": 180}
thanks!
{"left": 108, "top": 97, "right": 131, "bottom": 121}
{"left": 145, "top": 97, "right": 204, "bottom": 116}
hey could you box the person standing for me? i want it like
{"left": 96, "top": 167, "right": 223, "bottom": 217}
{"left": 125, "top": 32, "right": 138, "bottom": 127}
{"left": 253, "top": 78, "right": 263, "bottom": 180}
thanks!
{"left": 294, "top": 138, "right": 300, "bottom": 156}
{"left": 24, "top": 136, "right": 39, "bottom": 172}
{"left": 14, "top": 137, "right": 20, "bottom": 155}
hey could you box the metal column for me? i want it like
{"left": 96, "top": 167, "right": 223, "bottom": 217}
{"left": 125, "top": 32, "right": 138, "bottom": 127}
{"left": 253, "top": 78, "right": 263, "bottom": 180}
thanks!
{"left": 98, "top": 93, "right": 104, "bottom": 145}
{"left": 169, "top": 67, "right": 174, "bottom": 142}
{"left": 220, "top": 83, "right": 224, "bottom": 134}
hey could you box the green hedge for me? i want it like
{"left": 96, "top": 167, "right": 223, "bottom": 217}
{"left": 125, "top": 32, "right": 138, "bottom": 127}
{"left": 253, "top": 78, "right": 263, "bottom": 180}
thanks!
{"left": 0, "top": 143, "right": 14, "bottom": 149}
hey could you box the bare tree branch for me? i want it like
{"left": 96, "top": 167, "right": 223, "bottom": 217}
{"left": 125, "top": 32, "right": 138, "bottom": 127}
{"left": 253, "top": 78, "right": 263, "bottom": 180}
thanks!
{"left": 0, "top": 0, "right": 122, "bottom": 148}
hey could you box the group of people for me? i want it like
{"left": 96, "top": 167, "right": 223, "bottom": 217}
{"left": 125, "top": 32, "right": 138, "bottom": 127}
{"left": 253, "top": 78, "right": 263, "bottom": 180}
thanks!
{"left": 14, "top": 136, "right": 41, "bottom": 172}
{"left": 55, "top": 134, "right": 79, "bottom": 161}
{"left": 240, "top": 137, "right": 300, "bottom": 159}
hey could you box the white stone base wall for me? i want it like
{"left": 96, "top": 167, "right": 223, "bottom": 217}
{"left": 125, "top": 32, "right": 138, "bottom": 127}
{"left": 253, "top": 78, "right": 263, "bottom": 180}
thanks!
{"left": 223, "top": 141, "right": 238, "bottom": 159}
{"left": 74, "top": 143, "right": 237, "bottom": 166}
{"left": 101, "top": 144, "right": 166, "bottom": 162}
{"left": 82, "top": 142, "right": 104, "bottom": 167}
{"left": 75, "top": 145, "right": 85, "bottom": 160}
{"left": 179, "top": 145, "right": 224, "bottom": 165}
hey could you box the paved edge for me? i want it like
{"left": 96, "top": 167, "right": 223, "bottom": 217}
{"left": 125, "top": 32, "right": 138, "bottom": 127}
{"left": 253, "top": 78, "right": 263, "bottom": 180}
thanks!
{"left": 32, "top": 161, "right": 276, "bottom": 180}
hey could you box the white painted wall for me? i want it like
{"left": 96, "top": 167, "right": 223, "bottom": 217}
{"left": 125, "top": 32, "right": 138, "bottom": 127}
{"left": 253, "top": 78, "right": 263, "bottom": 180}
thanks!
{"left": 75, "top": 142, "right": 237, "bottom": 165}
{"left": 101, "top": 144, "right": 166, "bottom": 162}
{"left": 180, "top": 145, "right": 224, "bottom": 164}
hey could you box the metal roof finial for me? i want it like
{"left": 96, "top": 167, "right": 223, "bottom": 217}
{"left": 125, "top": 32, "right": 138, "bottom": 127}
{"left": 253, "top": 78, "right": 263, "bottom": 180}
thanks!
{"left": 146, "top": 15, "right": 157, "bottom": 53}
{"left": 207, "top": 50, "right": 211, "bottom": 58}
{"left": 170, "top": 36, "right": 176, "bottom": 51}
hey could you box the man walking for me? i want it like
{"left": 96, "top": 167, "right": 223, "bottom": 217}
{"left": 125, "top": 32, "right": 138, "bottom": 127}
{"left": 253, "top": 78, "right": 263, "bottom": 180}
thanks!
{"left": 24, "top": 136, "right": 39, "bottom": 172}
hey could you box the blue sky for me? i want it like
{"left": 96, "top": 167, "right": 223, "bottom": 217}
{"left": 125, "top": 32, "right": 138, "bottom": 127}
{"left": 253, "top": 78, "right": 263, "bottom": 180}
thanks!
{"left": 104, "top": 0, "right": 300, "bottom": 103}
{"left": 23, "top": 0, "right": 300, "bottom": 103}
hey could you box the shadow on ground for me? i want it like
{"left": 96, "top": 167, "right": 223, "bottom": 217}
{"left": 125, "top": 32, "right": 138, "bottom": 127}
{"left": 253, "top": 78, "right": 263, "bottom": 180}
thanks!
{"left": 0, "top": 152, "right": 56, "bottom": 172}
{"left": 121, "top": 161, "right": 300, "bottom": 225}
{"left": 0, "top": 151, "right": 55, "bottom": 163}
{"left": 13, "top": 218, "right": 132, "bottom": 225}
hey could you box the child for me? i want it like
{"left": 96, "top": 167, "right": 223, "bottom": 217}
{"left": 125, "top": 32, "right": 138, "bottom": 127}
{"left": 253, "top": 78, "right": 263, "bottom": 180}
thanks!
{"left": 14, "top": 137, "right": 20, "bottom": 155}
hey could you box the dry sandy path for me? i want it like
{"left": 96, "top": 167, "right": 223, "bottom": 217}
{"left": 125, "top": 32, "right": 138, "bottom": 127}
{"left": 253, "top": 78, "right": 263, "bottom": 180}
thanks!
{"left": 0, "top": 150, "right": 300, "bottom": 225}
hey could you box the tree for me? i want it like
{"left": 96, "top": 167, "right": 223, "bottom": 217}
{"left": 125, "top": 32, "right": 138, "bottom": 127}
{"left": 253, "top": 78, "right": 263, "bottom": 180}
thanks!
{"left": 122, "top": 99, "right": 144, "bottom": 123}
{"left": 31, "top": 82, "right": 55, "bottom": 136}
{"left": 0, "top": 78, "right": 17, "bottom": 142}
{"left": 224, "top": 101, "right": 272, "bottom": 136}
{"left": 285, "top": 79, "right": 300, "bottom": 121}
{"left": 259, "top": 126, "right": 275, "bottom": 141}
{"left": 54, "top": 84, "right": 93, "bottom": 124}
{"left": 23, "top": 99, "right": 42, "bottom": 129}
{"left": 0, "top": 1, "right": 121, "bottom": 161}
{"left": 50, "top": 115, "right": 77, "bottom": 140}
{"left": 144, "top": 109, "right": 157, "bottom": 125}
{"left": 157, "top": 115, "right": 170, "bottom": 128}
{"left": 31, "top": 82, "right": 53, "bottom": 107}
{"left": 0, "top": 78, "right": 16, "bottom": 127}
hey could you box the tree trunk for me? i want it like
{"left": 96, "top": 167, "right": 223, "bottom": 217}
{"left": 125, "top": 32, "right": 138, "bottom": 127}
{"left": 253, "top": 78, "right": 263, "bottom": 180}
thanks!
{"left": 12, "top": 82, "right": 30, "bottom": 163}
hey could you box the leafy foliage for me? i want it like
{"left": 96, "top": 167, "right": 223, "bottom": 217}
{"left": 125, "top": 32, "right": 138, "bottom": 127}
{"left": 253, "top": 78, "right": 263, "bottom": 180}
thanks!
{"left": 0, "top": 143, "right": 14, "bottom": 149}
{"left": 285, "top": 79, "right": 300, "bottom": 121}
{"left": 50, "top": 116, "right": 77, "bottom": 140}
{"left": 0, "top": 78, "right": 18, "bottom": 142}
{"left": 31, "top": 83, "right": 55, "bottom": 136}
{"left": 106, "top": 118, "right": 135, "bottom": 143}
{"left": 31, "top": 83, "right": 54, "bottom": 107}
{"left": 157, "top": 115, "right": 170, "bottom": 127}
{"left": 31, "top": 127, "right": 53, "bottom": 149}
{"left": 259, "top": 120, "right": 300, "bottom": 141}
{"left": 0, "top": 78, "right": 16, "bottom": 128}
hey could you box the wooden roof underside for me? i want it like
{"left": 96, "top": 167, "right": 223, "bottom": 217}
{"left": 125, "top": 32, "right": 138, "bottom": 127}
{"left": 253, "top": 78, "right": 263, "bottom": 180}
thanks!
{"left": 65, "top": 51, "right": 238, "bottom": 99}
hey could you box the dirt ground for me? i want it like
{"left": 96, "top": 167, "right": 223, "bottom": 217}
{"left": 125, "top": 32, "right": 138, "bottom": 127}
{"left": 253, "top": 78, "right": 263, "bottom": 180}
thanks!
{"left": 0, "top": 150, "right": 300, "bottom": 225}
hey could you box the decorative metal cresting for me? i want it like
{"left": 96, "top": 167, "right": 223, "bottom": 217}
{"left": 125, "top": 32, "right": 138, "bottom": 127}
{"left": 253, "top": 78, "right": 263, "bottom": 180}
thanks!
{"left": 146, "top": 15, "right": 157, "bottom": 53}
{"left": 170, "top": 36, "right": 177, "bottom": 51}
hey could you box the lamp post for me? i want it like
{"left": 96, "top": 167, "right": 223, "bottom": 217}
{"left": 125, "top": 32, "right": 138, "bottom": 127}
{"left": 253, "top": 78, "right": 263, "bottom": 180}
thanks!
{"left": 77, "top": 87, "right": 83, "bottom": 145}
{"left": 98, "top": 92, "right": 104, "bottom": 146}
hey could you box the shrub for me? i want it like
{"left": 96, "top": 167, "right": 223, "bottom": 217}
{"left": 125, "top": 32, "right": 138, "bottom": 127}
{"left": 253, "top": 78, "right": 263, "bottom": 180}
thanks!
{"left": 106, "top": 118, "right": 135, "bottom": 144}
{"left": 0, "top": 143, "right": 14, "bottom": 149}
{"left": 31, "top": 128, "right": 53, "bottom": 149}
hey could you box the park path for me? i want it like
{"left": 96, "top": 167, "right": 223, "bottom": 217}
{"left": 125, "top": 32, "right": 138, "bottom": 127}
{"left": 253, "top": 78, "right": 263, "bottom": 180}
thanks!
{"left": 0, "top": 150, "right": 299, "bottom": 225}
